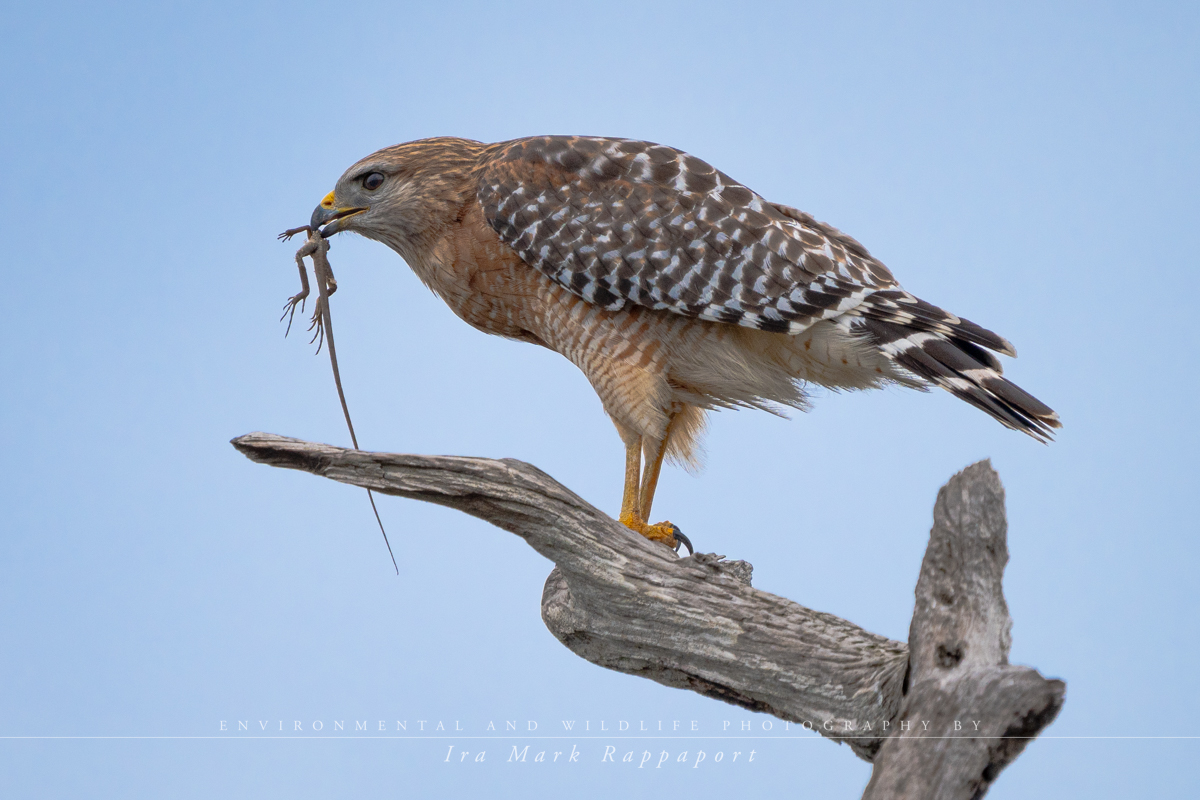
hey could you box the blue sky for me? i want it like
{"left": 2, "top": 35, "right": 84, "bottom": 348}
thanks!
{"left": 1, "top": 1, "right": 1197, "bottom": 797}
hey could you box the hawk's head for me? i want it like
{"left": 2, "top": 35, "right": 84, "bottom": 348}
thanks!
{"left": 308, "top": 137, "right": 486, "bottom": 257}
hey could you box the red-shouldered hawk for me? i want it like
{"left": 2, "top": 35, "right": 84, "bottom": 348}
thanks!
{"left": 308, "top": 136, "right": 1059, "bottom": 552}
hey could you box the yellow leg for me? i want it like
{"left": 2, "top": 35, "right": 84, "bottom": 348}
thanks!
{"left": 639, "top": 415, "right": 676, "bottom": 522}
{"left": 618, "top": 434, "right": 643, "bottom": 524}
{"left": 617, "top": 436, "right": 681, "bottom": 548}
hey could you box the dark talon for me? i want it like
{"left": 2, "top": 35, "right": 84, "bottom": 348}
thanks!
{"left": 671, "top": 526, "right": 693, "bottom": 556}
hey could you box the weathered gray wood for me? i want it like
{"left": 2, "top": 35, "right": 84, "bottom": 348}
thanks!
{"left": 232, "top": 432, "right": 907, "bottom": 758}
{"left": 862, "top": 461, "right": 1065, "bottom": 799}
{"left": 231, "top": 432, "right": 1064, "bottom": 792}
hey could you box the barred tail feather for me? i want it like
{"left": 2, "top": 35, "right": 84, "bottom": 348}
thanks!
{"left": 859, "top": 290, "right": 1018, "bottom": 358}
{"left": 856, "top": 316, "right": 1061, "bottom": 442}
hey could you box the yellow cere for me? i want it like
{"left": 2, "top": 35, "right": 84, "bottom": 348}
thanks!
{"left": 321, "top": 191, "right": 336, "bottom": 209}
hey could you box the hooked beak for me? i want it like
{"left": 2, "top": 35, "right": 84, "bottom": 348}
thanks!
{"left": 310, "top": 191, "right": 367, "bottom": 235}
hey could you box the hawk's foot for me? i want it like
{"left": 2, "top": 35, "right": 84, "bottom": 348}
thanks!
{"left": 619, "top": 512, "right": 693, "bottom": 555}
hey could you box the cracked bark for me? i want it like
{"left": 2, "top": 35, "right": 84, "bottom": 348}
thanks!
{"left": 232, "top": 432, "right": 1064, "bottom": 797}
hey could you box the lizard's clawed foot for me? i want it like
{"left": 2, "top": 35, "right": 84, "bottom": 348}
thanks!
{"left": 619, "top": 513, "right": 693, "bottom": 555}
{"left": 280, "top": 293, "right": 309, "bottom": 334}
{"left": 278, "top": 225, "right": 313, "bottom": 241}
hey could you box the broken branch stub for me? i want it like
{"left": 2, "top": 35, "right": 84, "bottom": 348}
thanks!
{"left": 862, "top": 461, "right": 1065, "bottom": 799}
{"left": 231, "top": 433, "right": 1064, "bottom": 795}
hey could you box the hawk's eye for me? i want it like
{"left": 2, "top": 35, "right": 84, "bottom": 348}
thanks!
{"left": 362, "top": 172, "right": 385, "bottom": 190}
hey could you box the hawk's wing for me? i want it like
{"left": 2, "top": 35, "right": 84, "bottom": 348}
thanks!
{"left": 476, "top": 136, "right": 898, "bottom": 335}
{"left": 475, "top": 136, "right": 1013, "bottom": 357}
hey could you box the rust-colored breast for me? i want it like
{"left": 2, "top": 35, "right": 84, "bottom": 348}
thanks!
{"left": 424, "top": 202, "right": 549, "bottom": 344}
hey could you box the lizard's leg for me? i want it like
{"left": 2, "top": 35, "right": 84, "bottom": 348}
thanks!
{"left": 303, "top": 234, "right": 338, "bottom": 351}
{"left": 281, "top": 247, "right": 313, "bottom": 335}
{"left": 278, "top": 225, "right": 313, "bottom": 241}
{"left": 310, "top": 235, "right": 337, "bottom": 296}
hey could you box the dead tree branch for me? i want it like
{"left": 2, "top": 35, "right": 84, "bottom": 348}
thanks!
{"left": 231, "top": 432, "right": 1063, "bottom": 796}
